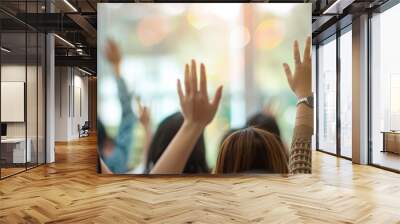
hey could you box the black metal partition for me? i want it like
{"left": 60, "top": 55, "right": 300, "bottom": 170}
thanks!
{"left": 0, "top": 0, "right": 47, "bottom": 179}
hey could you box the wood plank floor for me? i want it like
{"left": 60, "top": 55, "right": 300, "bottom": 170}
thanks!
{"left": 1, "top": 167, "right": 26, "bottom": 178}
{"left": 1, "top": 135, "right": 400, "bottom": 224}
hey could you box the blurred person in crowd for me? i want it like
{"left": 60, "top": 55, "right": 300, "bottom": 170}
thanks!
{"left": 246, "top": 112, "right": 282, "bottom": 144}
{"left": 128, "top": 97, "right": 153, "bottom": 174}
{"left": 219, "top": 128, "right": 241, "bottom": 148}
{"left": 216, "top": 127, "right": 289, "bottom": 173}
{"left": 215, "top": 112, "right": 287, "bottom": 174}
{"left": 144, "top": 112, "right": 209, "bottom": 174}
{"left": 219, "top": 109, "right": 282, "bottom": 151}
{"left": 98, "top": 40, "right": 147, "bottom": 174}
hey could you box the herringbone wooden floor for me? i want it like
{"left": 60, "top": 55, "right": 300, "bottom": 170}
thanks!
{"left": 1, "top": 135, "right": 399, "bottom": 223}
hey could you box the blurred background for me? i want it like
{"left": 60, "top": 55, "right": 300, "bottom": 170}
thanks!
{"left": 97, "top": 3, "right": 311, "bottom": 170}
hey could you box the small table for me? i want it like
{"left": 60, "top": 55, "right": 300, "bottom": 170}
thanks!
{"left": 381, "top": 131, "right": 400, "bottom": 154}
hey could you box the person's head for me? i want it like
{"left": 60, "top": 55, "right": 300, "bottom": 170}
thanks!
{"left": 246, "top": 113, "right": 281, "bottom": 142}
{"left": 219, "top": 128, "right": 240, "bottom": 148}
{"left": 145, "top": 112, "right": 209, "bottom": 174}
{"left": 215, "top": 127, "right": 289, "bottom": 174}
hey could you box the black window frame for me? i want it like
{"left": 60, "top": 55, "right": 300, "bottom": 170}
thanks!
{"left": 315, "top": 22, "right": 353, "bottom": 161}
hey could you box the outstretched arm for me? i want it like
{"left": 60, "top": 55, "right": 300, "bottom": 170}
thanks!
{"left": 102, "top": 40, "right": 136, "bottom": 173}
{"left": 283, "top": 37, "right": 313, "bottom": 174}
{"left": 150, "top": 60, "right": 223, "bottom": 174}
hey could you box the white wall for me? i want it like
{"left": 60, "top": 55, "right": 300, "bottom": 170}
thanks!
{"left": 1, "top": 65, "right": 26, "bottom": 138}
{"left": 1, "top": 65, "right": 37, "bottom": 138}
{"left": 1, "top": 64, "right": 46, "bottom": 164}
{"left": 55, "top": 66, "right": 69, "bottom": 141}
{"left": 72, "top": 73, "right": 89, "bottom": 138}
{"left": 54, "top": 67, "right": 89, "bottom": 141}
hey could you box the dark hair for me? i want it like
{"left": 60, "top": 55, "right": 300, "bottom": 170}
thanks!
{"left": 215, "top": 127, "right": 289, "bottom": 174}
{"left": 145, "top": 112, "right": 209, "bottom": 174}
{"left": 246, "top": 113, "right": 281, "bottom": 141}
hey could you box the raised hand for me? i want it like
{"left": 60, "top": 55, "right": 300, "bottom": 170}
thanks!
{"left": 284, "top": 37, "right": 313, "bottom": 174}
{"left": 135, "top": 96, "right": 152, "bottom": 164}
{"left": 135, "top": 96, "right": 151, "bottom": 130}
{"left": 104, "top": 39, "right": 122, "bottom": 77}
{"left": 262, "top": 97, "right": 279, "bottom": 117}
{"left": 283, "top": 36, "right": 312, "bottom": 99}
{"left": 177, "top": 60, "right": 223, "bottom": 128}
{"left": 150, "top": 60, "right": 223, "bottom": 174}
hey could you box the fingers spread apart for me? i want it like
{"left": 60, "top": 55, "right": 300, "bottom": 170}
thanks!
{"left": 179, "top": 60, "right": 223, "bottom": 111}
{"left": 283, "top": 63, "right": 293, "bottom": 90}
{"left": 293, "top": 40, "right": 301, "bottom": 66}
{"left": 303, "top": 36, "right": 311, "bottom": 62}
{"left": 211, "top": 86, "right": 223, "bottom": 110}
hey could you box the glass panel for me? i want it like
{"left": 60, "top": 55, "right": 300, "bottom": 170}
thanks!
{"left": 1, "top": 31, "right": 27, "bottom": 177}
{"left": 339, "top": 29, "right": 352, "bottom": 158}
{"left": 0, "top": 1, "right": 46, "bottom": 178}
{"left": 371, "top": 4, "right": 400, "bottom": 171}
{"left": 317, "top": 37, "right": 337, "bottom": 154}
{"left": 27, "top": 31, "right": 38, "bottom": 169}
{"left": 26, "top": 0, "right": 39, "bottom": 169}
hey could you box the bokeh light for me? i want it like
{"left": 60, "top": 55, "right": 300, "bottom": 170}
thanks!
{"left": 137, "top": 16, "right": 171, "bottom": 47}
{"left": 255, "top": 19, "right": 285, "bottom": 50}
{"left": 259, "top": 4, "right": 295, "bottom": 15}
{"left": 186, "top": 6, "right": 212, "bottom": 29}
{"left": 159, "top": 4, "right": 186, "bottom": 16}
{"left": 207, "top": 3, "right": 241, "bottom": 20}
{"left": 229, "top": 25, "right": 251, "bottom": 49}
